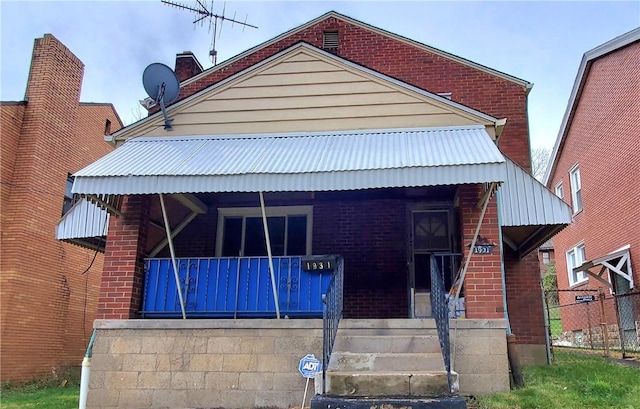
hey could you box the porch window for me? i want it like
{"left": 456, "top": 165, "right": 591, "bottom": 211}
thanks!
{"left": 569, "top": 165, "right": 582, "bottom": 212}
{"left": 566, "top": 243, "right": 587, "bottom": 286}
{"left": 216, "top": 206, "right": 312, "bottom": 257}
{"left": 554, "top": 181, "right": 564, "bottom": 199}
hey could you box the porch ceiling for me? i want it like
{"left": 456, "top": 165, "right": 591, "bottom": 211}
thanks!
{"left": 72, "top": 126, "right": 505, "bottom": 195}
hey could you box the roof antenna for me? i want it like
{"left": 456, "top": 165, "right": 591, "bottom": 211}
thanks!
{"left": 162, "top": 0, "right": 258, "bottom": 65}
{"left": 142, "top": 63, "right": 180, "bottom": 130}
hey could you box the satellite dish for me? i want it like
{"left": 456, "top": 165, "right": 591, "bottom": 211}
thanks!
{"left": 142, "top": 63, "right": 180, "bottom": 130}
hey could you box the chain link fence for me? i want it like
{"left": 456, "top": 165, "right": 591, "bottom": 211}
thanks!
{"left": 545, "top": 288, "right": 640, "bottom": 357}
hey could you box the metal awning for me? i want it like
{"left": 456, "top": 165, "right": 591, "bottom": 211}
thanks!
{"left": 574, "top": 245, "right": 634, "bottom": 290}
{"left": 72, "top": 125, "right": 506, "bottom": 195}
{"left": 499, "top": 157, "right": 572, "bottom": 257}
{"left": 55, "top": 198, "right": 109, "bottom": 251}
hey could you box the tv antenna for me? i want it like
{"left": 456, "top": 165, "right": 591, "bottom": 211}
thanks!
{"left": 162, "top": 0, "right": 258, "bottom": 65}
{"left": 142, "top": 63, "right": 181, "bottom": 130}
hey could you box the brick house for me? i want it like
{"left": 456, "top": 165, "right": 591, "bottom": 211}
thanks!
{"left": 544, "top": 28, "right": 639, "bottom": 351}
{"left": 69, "top": 12, "right": 571, "bottom": 407}
{"left": 538, "top": 240, "right": 555, "bottom": 276}
{"left": 0, "top": 34, "right": 122, "bottom": 382}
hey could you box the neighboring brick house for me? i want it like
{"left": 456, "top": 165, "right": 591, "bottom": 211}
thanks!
{"left": 538, "top": 240, "right": 555, "bottom": 276}
{"left": 68, "top": 12, "right": 571, "bottom": 407}
{"left": 0, "top": 34, "right": 122, "bottom": 382}
{"left": 545, "top": 28, "right": 639, "bottom": 350}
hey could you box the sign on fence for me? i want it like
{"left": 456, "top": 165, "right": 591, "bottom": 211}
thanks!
{"left": 575, "top": 295, "right": 596, "bottom": 303}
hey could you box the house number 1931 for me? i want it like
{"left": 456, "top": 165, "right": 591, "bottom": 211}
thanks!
{"left": 302, "top": 257, "right": 336, "bottom": 272}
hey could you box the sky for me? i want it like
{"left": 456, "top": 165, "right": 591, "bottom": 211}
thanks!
{"left": 1, "top": 1, "right": 639, "bottom": 150}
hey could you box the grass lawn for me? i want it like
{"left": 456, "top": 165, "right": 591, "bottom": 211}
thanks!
{"left": 470, "top": 351, "right": 640, "bottom": 409}
{"left": 0, "top": 383, "right": 79, "bottom": 409}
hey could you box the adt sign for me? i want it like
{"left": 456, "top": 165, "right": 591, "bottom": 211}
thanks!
{"left": 298, "top": 354, "right": 322, "bottom": 378}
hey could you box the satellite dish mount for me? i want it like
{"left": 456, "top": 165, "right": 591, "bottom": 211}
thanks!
{"left": 142, "top": 63, "right": 181, "bottom": 131}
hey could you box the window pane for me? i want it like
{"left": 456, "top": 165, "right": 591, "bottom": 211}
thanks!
{"left": 287, "top": 215, "right": 307, "bottom": 255}
{"left": 222, "top": 217, "right": 243, "bottom": 256}
{"left": 244, "top": 217, "right": 267, "bottom": 256}
{"left": 268, "top": 217, "right": 286, "bottom": 256}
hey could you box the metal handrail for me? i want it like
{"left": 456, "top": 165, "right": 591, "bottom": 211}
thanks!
{"left": 322, "top": 256, "right": 344, "bottom": 393}
{"left": 430, "top": 255, "right": 452, "bottom": 393}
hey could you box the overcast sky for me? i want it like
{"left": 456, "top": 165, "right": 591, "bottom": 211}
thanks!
{"left": 1, "top": 1, "right": 639, "bottom": 149}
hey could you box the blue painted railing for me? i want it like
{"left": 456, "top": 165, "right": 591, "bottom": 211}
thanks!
{"left": 142, "top": 257, "right": 333, "bottom": 318}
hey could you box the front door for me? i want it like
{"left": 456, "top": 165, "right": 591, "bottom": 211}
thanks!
{"left": 409, "top": 209, "right": 454, "bottom": 318}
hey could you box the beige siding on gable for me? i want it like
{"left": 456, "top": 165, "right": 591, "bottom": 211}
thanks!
{"left": 129, "top": 50, "right": 490, "bottom": 138}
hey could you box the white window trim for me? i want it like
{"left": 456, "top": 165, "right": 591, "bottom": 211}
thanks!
{"left": 566, "top": 242, "right": 587, "bottom": 287}
{"left": 215, "top": 206, "right": 313, "bottom": 257}
{"left": 554, "top": 180, "right": 564, "bottom": 199}
{"left": 569, "top": 164, "right": 582, "bottom": 213}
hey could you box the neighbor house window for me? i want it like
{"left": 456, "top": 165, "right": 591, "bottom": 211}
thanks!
{"left": 216, "top": 206, "right": 312, "bottom": 257}
{"left": 569, "top": 165, "right": 582, "bottom": 212}
{"left": 542, "top": 252, "right": 550, "bottom": 265}
{"left": 566, "top": 243, "right": 587, "bottom": 286}
{"left": 62, "top": 174, "right": 78, "bottom": 216}
{"left": 555, "top": 181, "right": 564, "bottom": 199}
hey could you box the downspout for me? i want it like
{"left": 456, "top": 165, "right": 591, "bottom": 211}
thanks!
{"left": 78, "top": 329, "right": 97, "bottom": 409}
{"left": 159, "top": 193, "right": 187, "bottom": 319}
{"left": 259, "top": 192, "right": 281, "bottom": 319}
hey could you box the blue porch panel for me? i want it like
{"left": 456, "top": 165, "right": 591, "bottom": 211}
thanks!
{"left": 142, "top": 257, "right": 333, "bottom": 318}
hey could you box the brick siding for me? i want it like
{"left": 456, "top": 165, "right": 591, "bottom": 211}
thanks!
{"left": 549, "top": 41, "right": 639, "bottom": 293}
{"left": 0, "top": 34, "right": 121, "bottom": 382}
{"left": 548, "top": 40, "right": 640, "bottom": 330}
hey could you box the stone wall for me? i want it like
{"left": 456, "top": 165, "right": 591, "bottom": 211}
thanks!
{"left": 88, "top": 319, "right": 323, "bottom": 408}
{"left": 449, "top": 319, "right": 510, "bottom": 395}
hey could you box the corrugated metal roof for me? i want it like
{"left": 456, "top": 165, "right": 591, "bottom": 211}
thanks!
{"left": 500, "top": 158, "right": 572, "bottom": 227}
{"left": 73, "top": 126, "right": 506, "bottom": 195}
{"left": 55, "top": 198, "right": 109, "bottom": 240}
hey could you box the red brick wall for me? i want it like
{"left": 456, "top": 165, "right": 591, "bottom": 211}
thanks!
{"left": 176, "top": 16, "right": 531, "bottom": 171}
{"left": 97, "top": 195, "right": 150, "bottom": 319}
{"left": 505, "top": 249, "right": 546, "bottom": 344}
{"left": 457, "top": 185, "right": 504, "bottom": 319}
{"left": 312, "top": 197, "right": 408, "bottom": 318}
{"left": 0, "top": 34, "right": 121, "bottom": 382}
{"left": 549, "top": 41, "right": 640, "bottom": 304}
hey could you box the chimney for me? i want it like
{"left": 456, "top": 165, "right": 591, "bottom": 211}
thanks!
{"left": 175, "top": 51, "right": 203, "bottom": 82}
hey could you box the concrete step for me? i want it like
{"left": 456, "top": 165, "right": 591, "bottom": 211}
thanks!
{"left": 325, "top": 371, "right": 454, "bottom": 397}
{"left": 311, "top": 395, "right": 467, "bottom": 409}
{"left": 333, "top": 335, "right": 441, "bottom": 354}
{"left": 328, "top": 352, "right": 445, "bottom": 372}
{"left": 338, "top": 319, "right": 439, "bottom": 336}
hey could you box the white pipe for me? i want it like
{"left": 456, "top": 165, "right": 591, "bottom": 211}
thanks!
{"left": 259, "top": 192, "right": 280, "bottom": 319}
{"left": 159, "top": 193, "right": 187, "bottom": 319}
{"left": 78, "top": 358, "right": 91, "bottom": 409}
{"left": 79, "top": 329, "right": 97, "bottom": 409}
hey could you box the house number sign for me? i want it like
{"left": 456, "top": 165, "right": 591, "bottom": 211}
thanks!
{"left": 473, "top": 245, "right": 495, "bottom": 254}
{"left": 302, "top": 256, "right": 336, "bottom": 272}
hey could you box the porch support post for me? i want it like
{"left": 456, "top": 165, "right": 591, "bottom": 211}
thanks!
{"left": 452, "top": 182, "right": 497, "bottom": 304}
{"left": 259, "top": 191, "right": 281, "bottom": 319}
{"left": 159, "top": 193, "right": 187, "bottom": 320}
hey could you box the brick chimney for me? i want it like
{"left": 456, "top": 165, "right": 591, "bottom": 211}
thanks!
{"left": 175, "top": 51, "right": 203, "bottom": 82}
